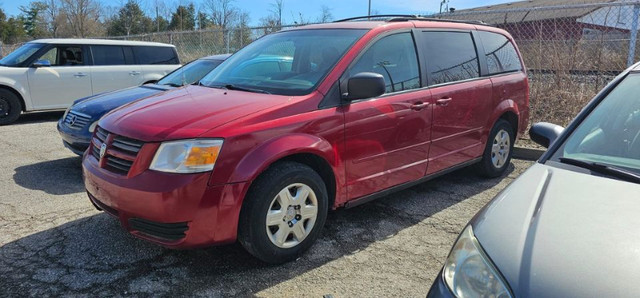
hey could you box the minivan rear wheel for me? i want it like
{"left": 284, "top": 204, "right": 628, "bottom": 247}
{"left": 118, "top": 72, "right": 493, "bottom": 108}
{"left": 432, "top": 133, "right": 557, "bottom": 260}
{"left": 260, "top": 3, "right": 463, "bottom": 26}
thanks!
{"left": 0, "top": 90, "right": 22, "bottom": 125}
{"left": 238, "top": 161, "right": 328, "bottom": 264}
{"left": 476, "top": 119, "right": 514, "bottom": 177}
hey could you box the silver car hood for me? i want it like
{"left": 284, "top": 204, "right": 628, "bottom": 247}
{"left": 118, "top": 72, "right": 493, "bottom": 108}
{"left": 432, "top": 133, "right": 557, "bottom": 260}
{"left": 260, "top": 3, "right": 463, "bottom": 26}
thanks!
{"left": 473, "top": 163, "right": 640, "bottom": 298}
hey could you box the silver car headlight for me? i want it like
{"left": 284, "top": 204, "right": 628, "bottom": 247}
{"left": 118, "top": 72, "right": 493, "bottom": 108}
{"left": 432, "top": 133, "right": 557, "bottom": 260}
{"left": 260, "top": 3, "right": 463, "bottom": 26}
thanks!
{"left": 149, "top": 139, "right": 223, "bottom": 173}
{"left": 443, "top": 225, "right": 512, "bottom": 298}
{"left": 88, "top": 121, "right": 98, "bottom": 133}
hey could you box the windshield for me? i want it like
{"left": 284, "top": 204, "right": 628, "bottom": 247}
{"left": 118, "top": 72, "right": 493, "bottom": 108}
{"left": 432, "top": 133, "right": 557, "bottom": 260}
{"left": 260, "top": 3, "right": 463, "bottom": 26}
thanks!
{"left": 0, "top": 43, "right": 45, "bottom": 66}
{"left": 550, "top": 73, "right": 640, "bottom": 175}
{"left": 199, "top": 29, "right": 367, "bottom": 96}
{"left": 157, "top": 59, "right": 223, "bottom": 86}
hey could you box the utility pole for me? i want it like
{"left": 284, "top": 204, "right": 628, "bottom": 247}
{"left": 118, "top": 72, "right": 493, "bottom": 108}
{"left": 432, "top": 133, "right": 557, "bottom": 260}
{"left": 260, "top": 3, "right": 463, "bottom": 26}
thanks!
{"left": 368, "top": 0, "right": 371, "bottom": 18}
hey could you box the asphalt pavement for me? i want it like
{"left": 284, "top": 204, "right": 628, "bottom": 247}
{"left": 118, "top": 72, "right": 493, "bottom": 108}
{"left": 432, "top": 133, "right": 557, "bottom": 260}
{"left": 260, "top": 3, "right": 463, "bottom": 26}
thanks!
{"left": 0, "top": 112, "right": 534, "bottom": 297}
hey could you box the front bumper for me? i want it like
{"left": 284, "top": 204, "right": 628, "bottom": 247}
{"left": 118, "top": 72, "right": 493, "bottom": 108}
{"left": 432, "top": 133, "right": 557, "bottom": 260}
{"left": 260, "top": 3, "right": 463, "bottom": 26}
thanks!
{"left": 82, "top": 155, "right": 249, "bottom": 248}
{"left": 57, "top": 120, "right": 91, "bottom": 155}
{"left": 427, "top": 270, "right": 454, "bottom": 298}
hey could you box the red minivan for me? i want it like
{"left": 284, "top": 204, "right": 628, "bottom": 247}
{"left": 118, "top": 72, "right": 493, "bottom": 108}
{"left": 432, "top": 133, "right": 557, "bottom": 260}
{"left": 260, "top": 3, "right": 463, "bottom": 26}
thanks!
{"left": 83, "top": 16, "right": 529, "bottom": 264}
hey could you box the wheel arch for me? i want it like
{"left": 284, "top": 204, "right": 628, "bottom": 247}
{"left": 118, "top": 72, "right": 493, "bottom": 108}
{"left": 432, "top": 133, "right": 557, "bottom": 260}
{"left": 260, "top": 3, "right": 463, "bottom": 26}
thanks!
{"left": 0, "top": 85, "right": 26, "bottom": 112}
{"left": 225, "top": 133, "right": 341, "bottom": 209}
{"left": 487, "top": 99, "right": 521, "bottom": 139}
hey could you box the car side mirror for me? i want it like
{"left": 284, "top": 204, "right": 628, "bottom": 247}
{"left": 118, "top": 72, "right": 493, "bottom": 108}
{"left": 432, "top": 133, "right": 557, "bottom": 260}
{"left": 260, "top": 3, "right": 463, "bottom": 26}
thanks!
{"left": 529, "top": 122, "right": 564, "bottom": 148}
{"left": 342, "top": 72, "right": 385, "bottom": 101}
{"left": 32, "top": 60, "right": 51, "bottom": 67}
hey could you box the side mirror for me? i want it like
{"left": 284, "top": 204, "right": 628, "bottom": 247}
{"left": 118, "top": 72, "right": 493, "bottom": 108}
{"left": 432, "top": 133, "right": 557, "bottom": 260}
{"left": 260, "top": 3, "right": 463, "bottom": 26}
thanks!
{"left": 343, "top": 72, "right": 385, "bottom": 101}
{"left": 529, "top": 122, "right": 564, "bottom": 148}
{"left": 32, "top": 60, "right": 51, "bottom": 67}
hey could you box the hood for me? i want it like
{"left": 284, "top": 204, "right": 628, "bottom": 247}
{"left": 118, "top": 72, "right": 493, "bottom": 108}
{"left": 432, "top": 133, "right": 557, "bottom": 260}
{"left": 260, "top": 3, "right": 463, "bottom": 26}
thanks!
{"left": 72, "top": 85, "right": 170, "bottom": 118}
{"left": 99, "top": 85, "right": 287, "bottom": 142}
{"left": 473, "top": 163, "right": 640, "bottom": 297}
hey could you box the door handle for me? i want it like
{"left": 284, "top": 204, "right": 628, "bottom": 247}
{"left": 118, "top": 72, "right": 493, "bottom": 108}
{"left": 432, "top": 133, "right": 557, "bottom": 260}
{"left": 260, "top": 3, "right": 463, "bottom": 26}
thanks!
{"left": 436, "top": 97, "right": 452, "bottom": 106}
{"left": 129, "top": 71, "right": 141, "bottom": 76}
{"left": 74, "top": 73, "right": 87, "bottom": 78}
{"left": 411, "top": 101, "right": 429, "bottom": 111}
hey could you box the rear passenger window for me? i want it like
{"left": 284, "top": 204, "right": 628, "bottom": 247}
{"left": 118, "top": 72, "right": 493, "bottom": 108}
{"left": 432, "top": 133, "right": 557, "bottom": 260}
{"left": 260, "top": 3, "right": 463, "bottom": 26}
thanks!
{"left": 347, "top": 33, "right": 420, "bottom": 93}
{"left": 478, "top": 31, "right": 522, "bottom": 74}
{"left": 423, "top": 32, "right": 479, "bottom": 85}
{"left": 133, "top": 46, "right": 179, "bottom": 64}
{"left": 92, "top": 46, "right": 125, "bottom": 65}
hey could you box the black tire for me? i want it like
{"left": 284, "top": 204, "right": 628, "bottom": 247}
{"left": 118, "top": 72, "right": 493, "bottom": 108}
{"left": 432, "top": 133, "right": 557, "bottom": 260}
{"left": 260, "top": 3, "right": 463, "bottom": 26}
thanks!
{"left": 475, "top": 119, "right": 515, "bottom": 178}
{"left": 238, "top": 161, "right": 328, "bottom": 264}
{"left": 0, "top": 89, "right": 22, "bottom": 125}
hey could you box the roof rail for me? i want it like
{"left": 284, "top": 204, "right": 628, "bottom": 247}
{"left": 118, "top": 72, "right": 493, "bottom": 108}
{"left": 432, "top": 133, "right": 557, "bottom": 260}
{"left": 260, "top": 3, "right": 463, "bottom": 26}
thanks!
{"left": 334, "top": 15, "right": 419, "bottom": 22}
{"left": 334, "top": 14, "right": 487, "bottom": 26}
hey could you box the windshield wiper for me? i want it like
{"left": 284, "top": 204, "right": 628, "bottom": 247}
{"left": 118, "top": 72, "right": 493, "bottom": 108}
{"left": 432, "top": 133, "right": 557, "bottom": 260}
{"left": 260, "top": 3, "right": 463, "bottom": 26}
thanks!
{"left": 162, "top": 82, "right": 183, "bottom": 87}
{"left": 223, "top": 84, "right": 270, "bottom": 94}
{"left": 558, "top": 157, "right": 640, "bottom": 184}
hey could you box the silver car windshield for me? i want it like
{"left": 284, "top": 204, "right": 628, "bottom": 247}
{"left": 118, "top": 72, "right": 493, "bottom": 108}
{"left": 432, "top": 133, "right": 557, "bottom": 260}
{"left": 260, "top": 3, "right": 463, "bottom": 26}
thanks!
{"left": 0, "top": 43, "right": 44, "bottom": 66}
{"left": 551, "top": 73, "right": 640, "bottom": 174}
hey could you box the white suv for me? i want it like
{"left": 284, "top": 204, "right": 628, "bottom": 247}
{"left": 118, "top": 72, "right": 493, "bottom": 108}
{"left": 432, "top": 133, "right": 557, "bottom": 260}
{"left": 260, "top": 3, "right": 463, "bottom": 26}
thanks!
{"left": 0, "top": 39, "right": 181, "bottom": 124}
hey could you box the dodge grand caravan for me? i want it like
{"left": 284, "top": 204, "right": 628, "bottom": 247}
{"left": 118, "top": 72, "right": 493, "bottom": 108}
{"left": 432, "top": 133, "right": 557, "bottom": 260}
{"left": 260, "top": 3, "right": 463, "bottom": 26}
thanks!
{"left": 0, "top": 39, "right": 180, "bottom": 124}
{"left": 83, "top": 16, "right": 529, "bottom": 264}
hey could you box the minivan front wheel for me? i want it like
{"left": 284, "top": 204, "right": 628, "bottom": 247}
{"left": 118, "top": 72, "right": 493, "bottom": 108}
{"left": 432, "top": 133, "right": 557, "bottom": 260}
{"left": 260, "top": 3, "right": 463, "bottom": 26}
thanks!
{"left": 476, "top": 119, "right": 514, "bottom": 177}
{"left": 238, "top": 161, "right": 328, "bottom": 264}
{"left": 0, "top": 90, "right": 22, "bottom": 125}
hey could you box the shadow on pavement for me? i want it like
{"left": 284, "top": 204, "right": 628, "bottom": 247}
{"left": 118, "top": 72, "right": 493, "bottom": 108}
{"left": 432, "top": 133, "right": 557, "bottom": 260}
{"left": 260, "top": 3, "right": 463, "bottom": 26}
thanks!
{"left": 1, "top": 163, "right": 514, "bottom": 296}
{"left": 11, "top": 111, "right": 64, "bottom": 125}
{"left": 13, "top": 156, "right": 84, "bottom": 195}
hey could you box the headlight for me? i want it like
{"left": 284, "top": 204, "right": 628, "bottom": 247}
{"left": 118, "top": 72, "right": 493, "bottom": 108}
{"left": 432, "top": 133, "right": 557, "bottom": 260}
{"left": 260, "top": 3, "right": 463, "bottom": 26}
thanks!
{"left": 88, "top": 121, "right": 98, "bottom": 133}
{"left": 443, "top": 225, "right": 512, "bottom": 298}
{"left": 149, "top": 139, "right": 223, "bottom": 173}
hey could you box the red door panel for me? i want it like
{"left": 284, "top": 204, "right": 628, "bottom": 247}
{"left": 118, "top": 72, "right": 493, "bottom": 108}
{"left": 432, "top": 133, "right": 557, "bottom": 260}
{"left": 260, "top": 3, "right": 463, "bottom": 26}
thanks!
{"left": 427, "top": 79, "right": 493, "bottom": 174}
{"left": 344, "top": 89, "right": 432, "bottom": 200}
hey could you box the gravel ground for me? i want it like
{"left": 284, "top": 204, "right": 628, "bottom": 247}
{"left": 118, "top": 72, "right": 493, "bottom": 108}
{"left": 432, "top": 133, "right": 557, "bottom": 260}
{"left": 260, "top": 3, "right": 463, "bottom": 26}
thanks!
{"left": 0, "top": 112, "right": 534, "bottom": 297}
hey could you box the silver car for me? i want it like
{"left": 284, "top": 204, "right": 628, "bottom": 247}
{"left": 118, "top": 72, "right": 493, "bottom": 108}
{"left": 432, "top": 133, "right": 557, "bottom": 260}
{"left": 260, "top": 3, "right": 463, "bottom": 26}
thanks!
{"left": 428, "top": 62, "right": 640, "bottom": 298}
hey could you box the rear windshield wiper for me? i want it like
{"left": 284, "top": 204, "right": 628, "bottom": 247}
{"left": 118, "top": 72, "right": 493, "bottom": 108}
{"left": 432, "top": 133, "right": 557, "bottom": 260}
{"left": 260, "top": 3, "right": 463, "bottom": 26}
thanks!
{"left": 558, "top": 157, "right": 640, "bottom": 184}
{"left": 223, "top": 84, "right": 270, "bottom": 94}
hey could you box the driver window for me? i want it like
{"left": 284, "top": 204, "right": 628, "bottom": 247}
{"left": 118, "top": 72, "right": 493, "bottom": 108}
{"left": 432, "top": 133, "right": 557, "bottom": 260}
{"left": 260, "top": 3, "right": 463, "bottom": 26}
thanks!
{"left": 346, "top": 33, "right": 421, "bottom": 93}
{"left": 37, "top": 46, "right": 84, "bottom": 66}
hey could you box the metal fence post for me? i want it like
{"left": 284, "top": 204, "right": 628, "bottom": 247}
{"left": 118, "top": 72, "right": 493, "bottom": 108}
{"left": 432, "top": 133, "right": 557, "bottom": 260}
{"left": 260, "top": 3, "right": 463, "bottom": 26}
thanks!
{"left": 628, "top": 4, "right": 640, "bottom": 67}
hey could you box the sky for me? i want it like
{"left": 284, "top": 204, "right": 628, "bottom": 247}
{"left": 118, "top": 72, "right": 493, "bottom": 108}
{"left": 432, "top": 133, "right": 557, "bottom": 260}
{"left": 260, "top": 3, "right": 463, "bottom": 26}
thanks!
{"left": 0, "top": 0, "right": 514, "bottom": 26}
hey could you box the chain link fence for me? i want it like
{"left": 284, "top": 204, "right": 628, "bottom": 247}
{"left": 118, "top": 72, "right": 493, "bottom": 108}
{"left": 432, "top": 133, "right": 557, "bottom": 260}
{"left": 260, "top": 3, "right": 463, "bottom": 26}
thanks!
{"left": 104, "top": 24, "right": 305, "bottom": 62}
{"left": 438, "top": 1, "right": 640, "bottom": 127}
{"left": 2, "top": 2, "right": 640, "bottom": 128}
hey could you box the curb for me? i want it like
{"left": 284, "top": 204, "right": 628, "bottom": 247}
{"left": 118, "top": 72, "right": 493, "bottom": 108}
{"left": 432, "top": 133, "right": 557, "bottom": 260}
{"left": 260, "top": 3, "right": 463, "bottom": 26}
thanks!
{"left": 513, "top": 147, "right": 545, "bottom": 161}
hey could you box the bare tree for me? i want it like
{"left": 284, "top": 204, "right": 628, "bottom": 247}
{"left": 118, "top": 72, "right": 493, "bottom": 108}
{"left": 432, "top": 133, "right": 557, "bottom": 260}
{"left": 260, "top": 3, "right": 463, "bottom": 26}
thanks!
{"left": 60, "top": 0, "right": 101, "bottom": 37}
{"left": 205, "top": 0, "right": 237, "bottom": 30}
{"left": 318, "top": 5, "right": 333, "bottom": 23}
{"left": 270, "top": 0, "right": 283, "bottom": 26}
{"left": 43, "top": 0, "right": 63, "bottom": 37}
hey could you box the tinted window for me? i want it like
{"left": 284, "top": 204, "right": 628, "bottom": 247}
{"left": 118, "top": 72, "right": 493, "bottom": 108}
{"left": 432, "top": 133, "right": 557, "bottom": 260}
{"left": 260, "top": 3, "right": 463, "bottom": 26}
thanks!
{"left": 92, "top": 46, "right": 125, "bottom": 65}
{"left": 423, "top": 32, "right": 479, "bottom": 85}
{"left": 347, "top": 32, "right": 420, "bottom": 93}
{"left": 478, "top": 31, "right": 522, "bottom": 74}
{"left": 133, "top": 46, "right": 179, "bottom": 64}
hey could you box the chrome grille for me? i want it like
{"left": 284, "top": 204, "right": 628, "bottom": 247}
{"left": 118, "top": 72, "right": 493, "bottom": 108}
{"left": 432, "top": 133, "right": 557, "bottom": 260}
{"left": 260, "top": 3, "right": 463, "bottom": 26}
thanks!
{"left": 64, "top": 110, "right": 92, "bottom": 130}
{"left": 112, "top": 135, "right": 144, "bottom": 155}
{"left": 91, "top": 126, "right": 145, "bottom": 175}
